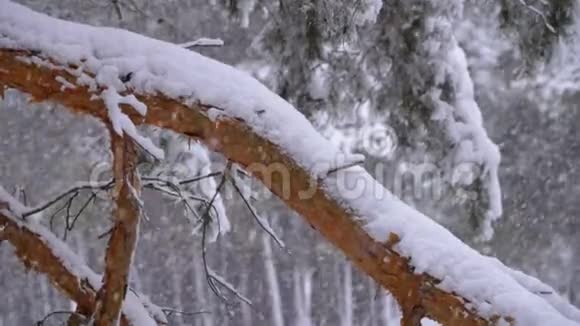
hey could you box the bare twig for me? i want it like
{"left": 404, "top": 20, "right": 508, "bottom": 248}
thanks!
{"left": 49, "top": 197, "right": 72, "bottom": 232}
{"left": 200, "top": 172, "right": 228, "bottom": 302}
{"left": 111, "top": 0, "right": 123, "bottom": 20}
{"left": 142, "top": 177, "right": 221, "bottom": 222}
{"left": 515, "top": 0, "right": 556, "bottom": 33}
{"left": 22, "top": 180, "right": 114, "bottom": 218}
{"left": 207, "top": 267, "right": 252, "bottom": 306}
{"left": 161, "top": 308, "right": 211, "bottom": 318}
{"left": 229, "top": 175, "right": 286, "bottom": 250}
{"left": 62, "top": 192, "right": 79, "bottom": 240}
{"left": 178, "top": 171, "right": 222, "bottom": 185}
{"left": 20, "top": 187, "right": 27, "bottom": 206}
{"left": 179, "top": 38, "right": 225, "bottom": 49}
{"left": 64, "top": 193, "right": 97, "bottom": 240}
{"left": 193, "top": 164, "right": 254, "bottom": 306}
{"left": 326, "top": 159, "right": 365, "bottom": 176}
{"left": 21, "top": 171, "right": 223, "bottom": 241}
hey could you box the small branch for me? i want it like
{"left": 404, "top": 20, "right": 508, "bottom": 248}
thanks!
{"left": 111, "top": 0, "right": 123, "bottom": 20}
{"left": 325, "top": 159, "right": 365, "bottom": 176}
{"left": 69, "top": 193, "right": 96, "bottom": 232}
{"left": 22, "top": 180, "right": 113, "bottom": 218}
{"left": 207, "top": 267, "right": 252, "bottom": 306}
{"left": 20, "top": 187, "right": 27, "bottom": 206}
{"left": 193, "top": 164, "right": 253, "bottom": 307}
{"left": 49, "top": 197, "right": 72, "bottom": 232}
{"left": 142, "top": 177, "right": 220, "bottom": 223}
{"left": 200, "top": 172, "right": 228, "bottom": 302}
{"left": 229, "top": 175, "right": 286, "bottom": 250}
{"left": 179, "top": 38, "right": 224, "bottom": 49}
{"left": 97, "top": 227, "right": 114, "bottom": 240}
{"left": 62, "top": 191, "right": 79, "bottom": 240}
{"left": 161, "top": 308, "right": 211, "bottom": 318}
{"left": 515, "top": 0, "right": 556, "bottom": 33}
{"left": 178, "top": 171, "right": 222, "bottom": 185}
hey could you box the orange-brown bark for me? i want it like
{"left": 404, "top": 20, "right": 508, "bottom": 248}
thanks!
{"left": 66, "top": 306, "right": 90, "bottom": 326}
{"left": 0, "top": 49, "right": 497, "bottom": 325}
{"left": 0, "top": 207, "right": 96, "bottom": 319}
{"left": 94, "top": 130, "right": 141, "bottom": 325}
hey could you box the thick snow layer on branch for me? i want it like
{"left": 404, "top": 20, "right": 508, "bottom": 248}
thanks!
{"left": 0, "top": 0, "right": 363, "bottom": 177}
{"left": 1, "top": 2, "right": 579, "bottom": 324}
{"left": 0, "top": 185, "right": 164, "bottom": 326}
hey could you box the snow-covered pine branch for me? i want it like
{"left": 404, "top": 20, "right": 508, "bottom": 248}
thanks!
{"left": 0, "top": 1, "right": 579, "bottom": 324}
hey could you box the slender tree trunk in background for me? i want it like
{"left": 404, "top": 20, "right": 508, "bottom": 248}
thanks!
{"left": 171, "top": 270, "right": 185, "bottom": 325}
{"left": 239, "top": 272, "right": 253, "bottom": 326}
{"left": 381, "top": 293, "right": 400, "bottom": 325}
{"left": 293, "top": 267, "right": 314, "bottom": 326}
{"left": 94, "top": 130, "right": 141, "bottom": 326}
{"left": 367, "top": 278, "right": 377, "bottom": 326}
{"left": 220, "top": 241, "right": 230, "bottom": 326}
{"left": 24, "top": 270, "right": 37, "bottom": 320}
{"left": 38, "top": 275, "right": 52, "bottom": 317}
{"left": 263, "top": 234, "right": 285, "bottom": 326}
{"left": 340, "top": 263, "right": 353, "bottom": 326}
{"left": 130, "top": 264, "right": 143, "bottom": 294}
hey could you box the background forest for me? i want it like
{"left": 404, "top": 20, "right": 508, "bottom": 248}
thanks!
{"left": 1, "top": 0, "right": 579, "bottom": 325}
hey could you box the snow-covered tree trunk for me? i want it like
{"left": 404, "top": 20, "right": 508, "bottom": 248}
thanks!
{"left": 94, "top": 130, "right": 141, "bottom": 325}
